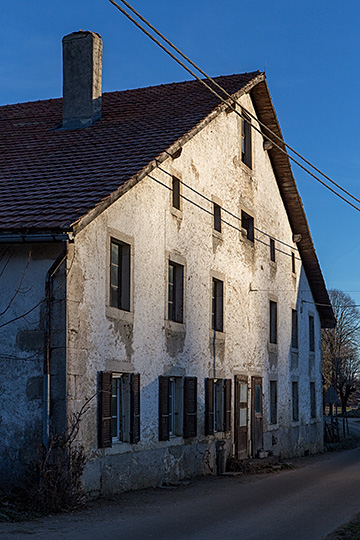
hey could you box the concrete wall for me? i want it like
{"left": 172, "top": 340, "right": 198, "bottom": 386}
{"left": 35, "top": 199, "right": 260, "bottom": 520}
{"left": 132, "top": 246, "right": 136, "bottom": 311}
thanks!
{"left": 0, "top": 243, "right": 66, "bottom": 486}
{"left": 66, "top": 93, "right": 323, "bottom": 494}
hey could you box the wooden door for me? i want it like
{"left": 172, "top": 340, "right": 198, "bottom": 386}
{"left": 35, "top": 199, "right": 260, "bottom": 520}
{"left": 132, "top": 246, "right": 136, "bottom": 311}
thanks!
{"left": 234, "top": 376, "right": 248, "bottom": 459}
{"left": 251, "top": 377, "right": 263, "bottom": 457}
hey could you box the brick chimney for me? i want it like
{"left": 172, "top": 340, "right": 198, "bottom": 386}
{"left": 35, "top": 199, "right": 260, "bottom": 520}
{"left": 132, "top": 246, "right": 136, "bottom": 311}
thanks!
{"left": 62, "top": 31, "right": 103, "bottom": 129}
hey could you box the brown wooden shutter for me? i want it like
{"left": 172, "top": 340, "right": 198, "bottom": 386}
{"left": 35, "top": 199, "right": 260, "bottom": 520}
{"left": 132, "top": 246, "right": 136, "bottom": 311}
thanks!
{"left": 159, "top": 376, "right": 170, "bottom": 441}
{"left": 130, "top": 373, "right": 140, "bottom": 444}
{"left": 99, "top": 371, "right": 112, "bottom": 448}
{"left": 205, "top": 378, "right": 215, "bottom": 435}
{"left": 183, "top": 377, "right": 197, "bottom": 438}
{"left": 224, "top": 378, "right": 232, "bottom": 432}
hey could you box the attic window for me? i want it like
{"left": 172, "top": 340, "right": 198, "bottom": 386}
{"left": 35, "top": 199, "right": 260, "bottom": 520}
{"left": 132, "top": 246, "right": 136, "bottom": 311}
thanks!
{"left": 172, "top": 176, "right": 181, "bottom": 210}
{"left": 270, "top": 238, "right": 275, "bottom": 262}
{"left": 213, "top": 203, "right": 222, "bottom": 233}
{"left": 241, "top": 211, "right": 254, "bottom": 243}
{"left": 241, "top": 112, "right": 252, "bottom": 169}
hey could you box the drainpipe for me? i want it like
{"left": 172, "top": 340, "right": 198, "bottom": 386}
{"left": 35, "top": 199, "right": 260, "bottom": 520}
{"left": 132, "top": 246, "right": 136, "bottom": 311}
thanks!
{"left": 213, "top": 329, "right": 216, "bottom": 379}
{"left": 43, "top": 241, "right": 68, "bottom": 449}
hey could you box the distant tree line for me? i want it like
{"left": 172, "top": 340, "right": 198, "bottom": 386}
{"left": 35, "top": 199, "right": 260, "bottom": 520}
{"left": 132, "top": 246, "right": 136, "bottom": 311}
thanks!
{"left": 322, "top": 289, "right": 360, "bottom": 414}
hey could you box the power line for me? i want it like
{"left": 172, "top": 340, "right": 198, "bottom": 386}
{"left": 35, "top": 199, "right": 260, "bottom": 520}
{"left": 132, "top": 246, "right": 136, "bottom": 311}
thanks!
{"left": 148, "top": 171, "right": 300, "bottom": 261}
{"left": 109, "top": 0, "right": 360, "bottom": 213}
{"left": 116, "top": 0, "right": 360, "bottom": 208}
{"left": 157, "top": 160, "right": 299, "bottom": 253}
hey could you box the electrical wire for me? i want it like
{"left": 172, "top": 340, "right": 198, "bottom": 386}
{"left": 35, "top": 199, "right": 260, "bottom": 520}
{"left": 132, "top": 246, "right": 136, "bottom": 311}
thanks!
{"left": 157, "top": 160, "right": 298, "bottom": 252}
{"left": 116, "top": 0, "right": 360, "bottom": 208}
{"left": 109, "top": 0, "right": 360, "bottom": 212}
{"left": 148, "top": 171, "right": 300, "bottom": 261}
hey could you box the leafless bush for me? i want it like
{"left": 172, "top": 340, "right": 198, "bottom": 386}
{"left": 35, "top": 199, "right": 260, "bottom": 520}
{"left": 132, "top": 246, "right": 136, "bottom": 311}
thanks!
{"left": 22, "top": 396, "right": 95, "bottom": 514}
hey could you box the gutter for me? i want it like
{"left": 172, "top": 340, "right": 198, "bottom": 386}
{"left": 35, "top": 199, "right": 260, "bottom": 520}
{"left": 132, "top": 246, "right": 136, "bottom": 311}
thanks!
{"left": 0, "top": 232, "right": 73, "bottom": 244}
{"left": 43, "top": 241, "right": 68, "bottom": 449}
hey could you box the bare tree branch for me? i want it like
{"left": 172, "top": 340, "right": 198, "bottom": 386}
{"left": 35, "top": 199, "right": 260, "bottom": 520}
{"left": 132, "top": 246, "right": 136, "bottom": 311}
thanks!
{"left": 0, "top": 250, "right": 32, "bottom": 318}
{"left": 322, "top": 288, "right": 360, "bottom": 413}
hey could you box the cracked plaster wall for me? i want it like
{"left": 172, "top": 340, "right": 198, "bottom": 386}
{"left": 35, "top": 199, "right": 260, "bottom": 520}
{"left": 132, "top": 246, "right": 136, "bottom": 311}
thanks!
{"left": 66, "top": 93, "right": 323, "bottom": 492}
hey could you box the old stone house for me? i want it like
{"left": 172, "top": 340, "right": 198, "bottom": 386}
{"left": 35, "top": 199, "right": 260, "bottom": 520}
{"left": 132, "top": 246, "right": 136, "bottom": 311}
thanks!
{"left": 0, "top": 31, "right": 335, "bottom": 493}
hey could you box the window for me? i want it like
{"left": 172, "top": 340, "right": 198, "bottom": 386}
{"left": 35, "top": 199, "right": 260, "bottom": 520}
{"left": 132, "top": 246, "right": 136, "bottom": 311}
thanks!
{"left": 270, "top": 238, "right": 275, "bottom": 262}
{"left": 241, "top": 210, "right": 254, "bottom": 242}
{"left": 292, "top": 381, "right": 299, "bottom": 422}
{"left": 168, "top": 261, "right": 184, "bottom": 323}
{"left": 205, "top": 378, "right": 232, "bottom": 435}
{"left": 99, "top": 371, "right": 140, "bottom": 448}
{"left": 270, "top": 381, "right": 277, "bottom": 425}
{"left": 310, "top": 382, "right": 316, "bottom": 418}
{"left": 291, "top": 252, "right": 296, "bottom": 274}
{"left": 212, "top": 278, "right": 224, "bottom": 332}
{"left": 213, "top": 203, "right": 222, "bottom": 233}
{"left": 172, "top": 176, "right": 181, "bottom": 210}
{"left": 291, "top": 309, "right": 298, "bottom": 349}
{"left": 159, "top": 376, "right": 197, "bottom": 440}
{"left": 110, "top": 239, "right": 131, "bottom": 311}
{"left": 269, "top": 300, "right": 277, "bottom": 344}
{"left": 309, "top": 315, "right": 315, "bottom": 352}
{"left": 241, "top": 112, "right": 252, "bottom": 168}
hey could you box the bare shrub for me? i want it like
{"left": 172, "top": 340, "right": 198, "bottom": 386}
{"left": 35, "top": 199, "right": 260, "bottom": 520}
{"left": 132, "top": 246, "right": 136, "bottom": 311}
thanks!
{"left": 22, "top": 397, "right": 94, "bottom": 514}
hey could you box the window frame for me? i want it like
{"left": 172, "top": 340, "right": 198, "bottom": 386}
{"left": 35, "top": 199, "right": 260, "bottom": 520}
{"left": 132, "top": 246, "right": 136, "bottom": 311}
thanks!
{"left": 291, "top": 309, "right": 298, "bottom": 349}
{"left": 99, "top": 371, "right": 140, "bottom": 448}
{"left": 241, "top": 210, "right": 255, "bottom": 243}
{"left": 211, "top": 277, "right": 224, "bottom": 333}
{"left": 309, "top": 314, "right": 315, "bottom": 352}
{"left": 213, "top": 202, "right": 222, "bottom": 233}
{"left": 159, "top": 375, "right": 197, "bottom": 441}
{"left": 106, "top": 230, "right": 134, "bottom": 321}
{"left": 241, "top": 111, "right": 252, "bottom": 169}
{"left": 205, "top": 378, "right": 232, "bottom": 435}
{"left": 172, "top": 176, "right": 181, "bottom": 210}
{"left": 269, "top": 300, "right": 278, "bottom": 344}
{"left": 168, "top": 260, "right": 184, "bottom": 323}
{"left": 270, "top": 238, "right": 276, "bottom": 262}
{"left": 109, "top": 238, "right": 131, "bottom": 312}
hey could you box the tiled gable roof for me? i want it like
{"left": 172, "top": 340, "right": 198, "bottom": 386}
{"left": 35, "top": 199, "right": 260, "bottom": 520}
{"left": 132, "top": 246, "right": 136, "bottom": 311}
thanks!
{"left": 0, "top": 72, "right": 259, "bottom": 231}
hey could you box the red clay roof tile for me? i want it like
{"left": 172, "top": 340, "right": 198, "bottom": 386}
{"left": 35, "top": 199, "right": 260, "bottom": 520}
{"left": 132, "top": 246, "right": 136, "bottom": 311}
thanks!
{"left": 0, "top": 72, "right": 259, "bottom": 231}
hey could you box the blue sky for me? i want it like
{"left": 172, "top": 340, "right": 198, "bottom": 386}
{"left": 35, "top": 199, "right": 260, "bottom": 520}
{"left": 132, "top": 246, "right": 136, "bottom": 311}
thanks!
{"left": 2, "top": 0, "right": 360, "bottom": 305}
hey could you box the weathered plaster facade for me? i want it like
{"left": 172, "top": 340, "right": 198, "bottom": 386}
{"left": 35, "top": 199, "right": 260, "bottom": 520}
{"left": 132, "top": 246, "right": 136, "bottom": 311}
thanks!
{"left": 61, "top": 93, "right": 324, "bottom": 493}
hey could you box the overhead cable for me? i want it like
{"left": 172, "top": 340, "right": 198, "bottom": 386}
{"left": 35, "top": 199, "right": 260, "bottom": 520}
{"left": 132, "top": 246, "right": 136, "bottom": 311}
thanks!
{"left": 109, "top": 0, "right": 360, "bottom": 212}
{"left": 148, "top": 171, "right": 300, "bottom": 261}
{"left": 116, "top": 0, "right": 360, "bottom": 206}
